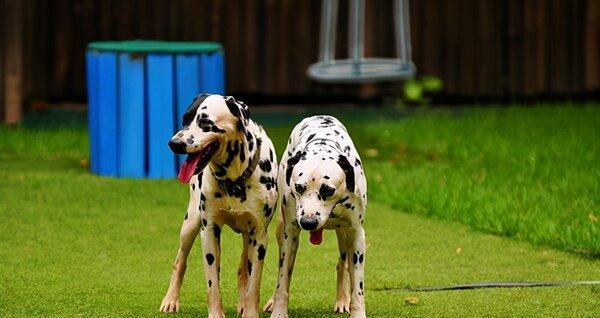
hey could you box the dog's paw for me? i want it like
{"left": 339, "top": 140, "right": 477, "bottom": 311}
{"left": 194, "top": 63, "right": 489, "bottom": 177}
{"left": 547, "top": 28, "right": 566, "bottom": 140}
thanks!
{"left": 242, "top": 308, "right": 260, "bottom": 318}
{"left": 207, "top": 311, "right": 225, "bottom": 318}
{"left": 349, "top": 308, "right": 366, "bottom": 318}
{"left": 262, "top": 296, "right": 274, "bottom": 313}
{"left": 159, "top": 294, "right": 180, "bottom": 313}
{"left": 269, "top": 310, "right": 288, "bottom": 318}
{"left": 334, "top": 297, "right": 350, "bottom": 314}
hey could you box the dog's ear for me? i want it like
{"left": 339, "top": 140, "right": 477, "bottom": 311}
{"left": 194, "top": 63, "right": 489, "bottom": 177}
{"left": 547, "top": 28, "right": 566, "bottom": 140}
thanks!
{"left": 337, "top": 154, "right": 355, "bottom": 193}
{"left": 225, "top": 96, "right": 251, "bottom": 132}
{"left": 192, "top": 93, "right": 209, "bottom": 105}
{"left": 286, "top": 151, "right": 305, "bottom": 186}
{"left": 225, "top": 96, "right": 250, "bottom": 120}
{"left": 182, "top": 94, "right": 210, "bottom": 126}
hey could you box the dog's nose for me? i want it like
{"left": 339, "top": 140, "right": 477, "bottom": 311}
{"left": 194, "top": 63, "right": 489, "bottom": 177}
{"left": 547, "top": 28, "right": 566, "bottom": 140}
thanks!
{"left": 168, "top": 138, "right": 187, "bottom": 154}
{"left": 299, "top": 215, "right": 319, "bottom": 231}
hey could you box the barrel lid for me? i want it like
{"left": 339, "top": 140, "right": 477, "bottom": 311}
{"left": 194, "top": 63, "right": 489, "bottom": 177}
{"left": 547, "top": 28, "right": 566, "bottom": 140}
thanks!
{"left": 88, "top": 40, "right": 222, "bottom": 54}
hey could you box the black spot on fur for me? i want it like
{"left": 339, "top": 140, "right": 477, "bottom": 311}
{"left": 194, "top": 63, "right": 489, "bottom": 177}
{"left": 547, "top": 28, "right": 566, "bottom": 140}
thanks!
{"left": 337, "top": 155, "right": 355, "bottom": 192}
{"left": 319, "top": 184, "right": 335, "bottom": 200}
{"left": 247, "top": 260, "right": 253, "bottom": 275}
{"left": 263, "top": 204, "right": 273, "bottom": 218}
{"left": 206, "top": 253, "right": 215, "bottom": 266}
{"left": 219, "top": 178, "right": 248, "bottom": 202}
{"left": 257, "top": 244, "right": 266, "bottom": 260}
{"left": 285, "top": 151, "right": 305, "bottom": 186}
{"left": 360, "top": 281, "right": 364, "bottom": 290}
{"left": 341, "top": 252, "right": 346, "bottom": 261}
{"left": 353, "top": 251, "right": 364, "bottom": 265}
{"left": 259, "top": 176, "right": 276, "bottom": 190}
{"left": 239, "top": 146, "right": 246, "bottom": 163}
{"left": 269, "top": 149, "right": 274, "bottom": 161}
{"left": 223, "top": 141, "right": 240, "bottom": 167}
{"left": 214, "top": 192, "right": 222, "bottom": 198}
{"left": 184, "top": 212, "right": 188, "bottom": 220}
{"left": 191, "top": 183, "right": 195, "bottom": 190}
{"left": 214, "top": 224, "right": 221, "bottom": 243}
{"left": 319, "top": 117, "right": 335, "bottom": 128}
{"left": 282, "top": 195, "right": 287, "bottom": 206}
{"left": 258, "top": 159, "right": 271, "bottom": 172}
{"left": 306, "top": 133, "right": 316, "bottom": 142}
{"left": 208, "top": 280, "right": 212, "bottom": 287}
{"left": 186, "top": 135, "right": 194, "bottom": 145}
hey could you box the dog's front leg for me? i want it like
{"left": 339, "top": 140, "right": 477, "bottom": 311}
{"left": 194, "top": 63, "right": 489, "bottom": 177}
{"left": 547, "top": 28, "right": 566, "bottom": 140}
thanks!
{"left": 334, "top": 229, "right": 351, "bottom": 313}
{"left": 242, "top": 228, "right": 268, "bottom": 318}
{"left": 160, "top": 204, "right": 202, "bottom": 312}
{"left": 266, "top": 222, "right": 300, "bottom": 318}
{"left": 346, "top": 226, "right": 366, "bottom": 318}
{"left": 201, "top": 219, "right": 225, "bottom": 318}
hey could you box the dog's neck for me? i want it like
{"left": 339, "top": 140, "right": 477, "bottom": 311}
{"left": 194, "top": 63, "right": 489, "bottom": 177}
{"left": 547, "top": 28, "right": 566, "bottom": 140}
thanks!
{"left": 209, "top": 124, "right": 260, "bottom": 182}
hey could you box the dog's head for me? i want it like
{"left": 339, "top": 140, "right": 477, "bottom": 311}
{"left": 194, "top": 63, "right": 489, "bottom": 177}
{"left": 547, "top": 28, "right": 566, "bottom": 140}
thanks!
{"left": 168, "top": 94, "right": 250, "bottom": 183}
{"left": 286, "top": 152, "right": 356, "bottom": 244}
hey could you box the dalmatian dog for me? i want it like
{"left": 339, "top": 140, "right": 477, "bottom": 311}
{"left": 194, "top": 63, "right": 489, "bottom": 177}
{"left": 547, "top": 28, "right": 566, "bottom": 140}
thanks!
{"left": 264, "top": 115, "right": 367, "bottom": 318}
{"left": 160, "top": 94, "right": 278, "bottom": 318}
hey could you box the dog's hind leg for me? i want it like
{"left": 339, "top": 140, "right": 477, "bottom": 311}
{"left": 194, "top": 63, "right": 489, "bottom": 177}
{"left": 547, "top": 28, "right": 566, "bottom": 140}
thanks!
{"left": 334, "top": 229, "right": 351, "bottom": 314}
{"left": 159, "top": 195, "right": 202, "bottom": 312}
{"left": 236, "top": 232, "right": 250, "bottom": 315}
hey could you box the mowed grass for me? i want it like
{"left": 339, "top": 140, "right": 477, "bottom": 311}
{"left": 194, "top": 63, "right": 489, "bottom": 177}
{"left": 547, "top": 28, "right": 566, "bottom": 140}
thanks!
{"left": 0, "top": 104, "right": 599, "bottom": 317}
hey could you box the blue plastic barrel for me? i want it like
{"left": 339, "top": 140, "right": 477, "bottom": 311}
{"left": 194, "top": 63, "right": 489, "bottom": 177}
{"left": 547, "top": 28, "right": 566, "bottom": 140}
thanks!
{"left": 86, "top": 40, "right": 225, "bottom": 178}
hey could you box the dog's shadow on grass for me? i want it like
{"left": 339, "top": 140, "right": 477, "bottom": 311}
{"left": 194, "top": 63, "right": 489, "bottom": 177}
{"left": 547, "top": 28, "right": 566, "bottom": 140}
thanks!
{"left": 162, "top": 307, "right": 336, "bottom": 318}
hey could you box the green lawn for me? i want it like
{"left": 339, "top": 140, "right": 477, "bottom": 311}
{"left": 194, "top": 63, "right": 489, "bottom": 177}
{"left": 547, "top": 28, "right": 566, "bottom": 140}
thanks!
{"left": 0, "top": 104, "right": 599, "bottom": 317}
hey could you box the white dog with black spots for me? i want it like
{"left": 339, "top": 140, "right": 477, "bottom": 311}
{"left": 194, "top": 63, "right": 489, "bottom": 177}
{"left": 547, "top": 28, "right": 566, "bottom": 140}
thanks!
{"left": 264, "top": 115, "right": 367, "bottom": 318}
{"left": 160, "top": 94, "right": 278, "bottom": 318}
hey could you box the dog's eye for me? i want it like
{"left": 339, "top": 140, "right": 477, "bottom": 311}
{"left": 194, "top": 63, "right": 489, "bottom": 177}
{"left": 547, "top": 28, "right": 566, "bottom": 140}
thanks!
{"left": 294, "top": 183, "right": 306, "bottom": 195}
{"left": 319, "top": 184, "right": 335, "bottom": 200}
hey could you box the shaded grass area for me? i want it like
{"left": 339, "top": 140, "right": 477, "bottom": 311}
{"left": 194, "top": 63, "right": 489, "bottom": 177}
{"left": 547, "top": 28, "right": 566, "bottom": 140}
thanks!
{"left": 0, "top": 105, "right": 599, "bottom": 317}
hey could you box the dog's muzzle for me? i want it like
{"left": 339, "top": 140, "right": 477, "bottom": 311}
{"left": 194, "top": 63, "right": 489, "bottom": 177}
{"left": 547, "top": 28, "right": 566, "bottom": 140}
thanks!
{"left": 168, "top": 138, "right": 187, "bottom": 154}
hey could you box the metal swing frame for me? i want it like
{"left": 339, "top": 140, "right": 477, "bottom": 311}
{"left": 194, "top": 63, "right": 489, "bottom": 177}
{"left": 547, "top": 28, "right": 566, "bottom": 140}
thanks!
{"left": 308, "top": 0, "right": 416, "bottom": 83}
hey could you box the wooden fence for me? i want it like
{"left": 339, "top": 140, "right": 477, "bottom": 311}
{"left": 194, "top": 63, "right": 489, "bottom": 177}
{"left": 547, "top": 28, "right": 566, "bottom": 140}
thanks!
{"left": 2, "top": 0, "right": 599, "bottom": 122}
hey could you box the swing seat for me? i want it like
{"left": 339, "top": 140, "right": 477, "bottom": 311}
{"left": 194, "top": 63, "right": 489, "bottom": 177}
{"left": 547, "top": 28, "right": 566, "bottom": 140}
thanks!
{"left": 308, "top": 57, "right": 416, "bottom": 83}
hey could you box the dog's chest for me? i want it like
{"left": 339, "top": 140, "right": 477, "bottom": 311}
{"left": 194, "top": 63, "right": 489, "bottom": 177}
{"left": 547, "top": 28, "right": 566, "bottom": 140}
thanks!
{"left": 192, "top": 174, "right": 275, "bottom": 233}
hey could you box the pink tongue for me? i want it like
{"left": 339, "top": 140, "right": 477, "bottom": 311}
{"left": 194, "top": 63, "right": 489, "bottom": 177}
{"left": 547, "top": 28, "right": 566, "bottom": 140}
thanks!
{"left": 309, "top": 228, "right": 324, "bottom": 245}
{"left": 178, "top": 153, "right": 202, "bottom": 183}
